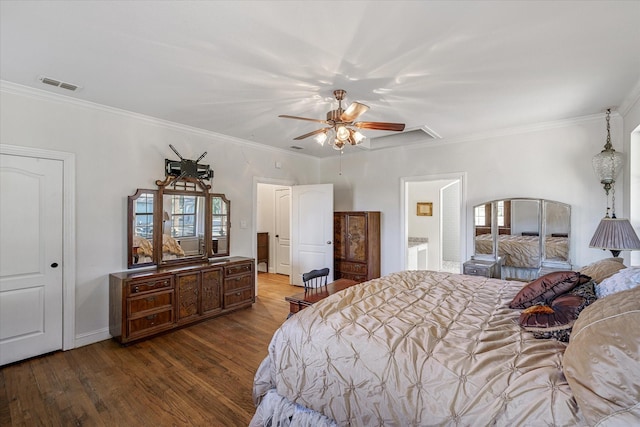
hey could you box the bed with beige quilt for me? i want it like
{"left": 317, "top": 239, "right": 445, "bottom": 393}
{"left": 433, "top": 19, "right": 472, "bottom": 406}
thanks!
{"left": 251, "top": 260, "right": 640, "bottom": 426}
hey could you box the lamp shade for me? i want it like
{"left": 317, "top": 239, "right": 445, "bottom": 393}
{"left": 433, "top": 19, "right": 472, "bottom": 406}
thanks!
{"left": 589, "top": 217, "right": 640, "bottom": 256}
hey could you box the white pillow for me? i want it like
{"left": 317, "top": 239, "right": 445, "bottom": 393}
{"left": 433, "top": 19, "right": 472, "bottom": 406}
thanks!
{"left": 595, "top": 267, "right": 640, "bottom": 298}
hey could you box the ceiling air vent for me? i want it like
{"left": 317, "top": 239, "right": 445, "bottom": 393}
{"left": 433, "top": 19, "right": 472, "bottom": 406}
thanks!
{"left": 39, "top": 76, "right": 80, "bottom": 91}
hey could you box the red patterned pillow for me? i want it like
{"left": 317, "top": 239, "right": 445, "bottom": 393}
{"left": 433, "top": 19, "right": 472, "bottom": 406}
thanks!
{"left": 509, "top": 271, "right": 587, "bottom": 309}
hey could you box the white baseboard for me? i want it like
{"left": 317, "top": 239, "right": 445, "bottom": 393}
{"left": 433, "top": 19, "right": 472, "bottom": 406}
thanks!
{"left": 73, "top": 327, "right": 112, "bottom": 348}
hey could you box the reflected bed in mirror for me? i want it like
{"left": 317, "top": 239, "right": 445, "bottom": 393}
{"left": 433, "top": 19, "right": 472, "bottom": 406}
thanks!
{"left": 473, "top": 198, "right": 570, "bottom": 280}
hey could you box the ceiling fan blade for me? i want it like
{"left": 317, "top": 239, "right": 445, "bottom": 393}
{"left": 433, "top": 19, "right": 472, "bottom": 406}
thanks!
{"left": 354, "top": 121, "right": 406, "bottom": 131}
{"left": 279, "top": 114, "right": 328, "bottom": 125}
{"left": 293, "top": 128, "right": 331, "bottom": 140}
{"left": 341, "top": 102, "right": 369, "bottom": 122}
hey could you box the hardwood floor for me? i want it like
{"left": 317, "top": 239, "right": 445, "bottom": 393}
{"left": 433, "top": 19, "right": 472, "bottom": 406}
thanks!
{"left": 0, "top": 273, "right": 297, "bottom": 427}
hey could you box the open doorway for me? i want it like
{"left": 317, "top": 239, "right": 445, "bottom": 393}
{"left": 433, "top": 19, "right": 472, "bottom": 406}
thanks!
{"left": 401, "top": 173, "right": 466, "bottom": 273}
{"left": 256, "top": 183, "right": 291, "bottom": 276}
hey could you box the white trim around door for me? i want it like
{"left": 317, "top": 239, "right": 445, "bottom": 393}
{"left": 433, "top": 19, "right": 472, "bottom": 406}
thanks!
{"left": 0, "top": 144, "right": 76, "bottom": 351}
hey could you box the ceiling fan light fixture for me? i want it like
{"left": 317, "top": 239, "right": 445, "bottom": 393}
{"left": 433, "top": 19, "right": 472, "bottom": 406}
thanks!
{"left": 336, "top": 125, "right": 350, "bottom": 141}
{"left": 332, "top": 139, "right": 345, "bottom": 150}
{"left": 350, "top": 129, "right": 366, "bottom": 145}
{"left": 279, "top": 89, "right": 405, "bottom": 153}
{"left": 314, "top": 131, "right": 328, "bottom": 146}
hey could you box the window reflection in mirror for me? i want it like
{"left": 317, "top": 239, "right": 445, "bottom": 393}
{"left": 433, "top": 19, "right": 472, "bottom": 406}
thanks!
{"left": 128, "top": 189, "right": 156, "bottom": 268}
{"left": 211, "top": 194, "right": 230, "bottom": 256}
{"left": 474, "top": 203, "right": 494, "bottom": 258}
{"left": 162, "top": 193, "right": 206, "bottom": 261}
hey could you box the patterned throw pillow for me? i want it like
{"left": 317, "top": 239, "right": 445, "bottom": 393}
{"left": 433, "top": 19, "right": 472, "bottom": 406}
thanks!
{"left": 519, "top": 280, "right": 597, "bottom": 342}
{"left": 509, "top": 271, "right": 589, "bottom": 309}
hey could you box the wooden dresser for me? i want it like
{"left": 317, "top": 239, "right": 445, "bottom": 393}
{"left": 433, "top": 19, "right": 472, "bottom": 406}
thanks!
{"left": 334, "top": 211, "right": 381, "bottom": 283}
{"left": 109, "top": 257, "right": 254, "bottom": 344}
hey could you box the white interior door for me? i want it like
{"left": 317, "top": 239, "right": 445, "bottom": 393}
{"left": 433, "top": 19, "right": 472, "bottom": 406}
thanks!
{"left": 290, "top": 184, "right": 334, "bottom": 286}
{"left": 0, "top": 154, "right": 63, "bottom": 366}
{"left": 274, "top": 188, "right": 291, "bottom": 275}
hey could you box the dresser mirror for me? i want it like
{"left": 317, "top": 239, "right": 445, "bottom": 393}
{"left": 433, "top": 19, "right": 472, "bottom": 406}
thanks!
{"left": 473, "top": 198, "right": 570, "bottom": 279}
{"left": 127, "top": 188, "right": 230, "bottom": 268}
{"left": 128, "top": 189, "right": 157, "bottom": 268}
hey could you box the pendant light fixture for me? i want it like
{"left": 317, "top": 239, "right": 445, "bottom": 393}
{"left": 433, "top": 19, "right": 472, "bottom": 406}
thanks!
{"left": 589, "top": 108, "right": 640, "bottom": 257}
{"left": 592, "top": 109, "right": 623, "bottom": 194}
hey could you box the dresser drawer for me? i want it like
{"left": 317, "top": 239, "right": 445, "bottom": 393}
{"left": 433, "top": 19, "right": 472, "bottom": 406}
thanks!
{"left": 224, "top": 288, "right": 253, "bottom": 307}
{"left": 463, "top": 260, "right": 499, "bottom": 278}
{"left": 337, "top": 261, "right": 367, "bottom": 274}
{"left": 224, "top": 262, "right": 253, "bottom": 277}
{"left": 463, "top": 265, "right": 491, "bottom": 277}
{"left": 337, "top": 272, "right": 367, "bottom": 283}
{"left": 128, "top": 309, "right": 174, "bottom": 336}
{"left": 224, "top": 273, "right": 253, "bottom": 292}
{"left": 127, "top": 276, "right": 173, "bottom": 295}
{"left": 128, "top": 290, "right": 174, "bottom": 316}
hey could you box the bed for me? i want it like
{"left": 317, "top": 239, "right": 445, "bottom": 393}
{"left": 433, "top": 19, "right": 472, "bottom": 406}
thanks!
{"left": 475, "top": 234, "right": 569, "bottom": 268}
{"left": 131, "top": 234, "right": 185, "bottom": 264}
{"left": 251, "top": 260, "right": 640, "bottom": 426}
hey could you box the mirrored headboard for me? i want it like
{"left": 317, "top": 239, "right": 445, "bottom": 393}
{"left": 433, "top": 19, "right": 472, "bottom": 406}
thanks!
{"left": 473, "top": 198, "right": 571, "bottom": 279}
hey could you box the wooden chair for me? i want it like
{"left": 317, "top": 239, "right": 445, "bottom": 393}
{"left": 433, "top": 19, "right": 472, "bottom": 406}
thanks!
{"left": 302, "top": 268, "right": 330, "bottom": 291}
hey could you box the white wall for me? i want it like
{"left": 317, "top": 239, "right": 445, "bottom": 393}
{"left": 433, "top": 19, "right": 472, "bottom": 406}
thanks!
{"left": 623, "top": 96, "right": 640, "bottom": 266}
{"left": 0, "top": 84, "right": 320, "bottom": 346}
{"left": 321, "top": 115, "right": 628, "bottom": 275}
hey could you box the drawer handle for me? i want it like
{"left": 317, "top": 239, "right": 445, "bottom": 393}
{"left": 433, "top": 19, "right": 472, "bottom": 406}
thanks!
{"left": 146, "top": 296, "right": 156, "bottom": 302}
{"left": 146, "top": 314, "right": 157, "bottom": 321}
{"left": 235, "top": 292, "right": 241, "bottom": 296}
{"left": 134, "top": 286, "right": 140, "bottom": 293}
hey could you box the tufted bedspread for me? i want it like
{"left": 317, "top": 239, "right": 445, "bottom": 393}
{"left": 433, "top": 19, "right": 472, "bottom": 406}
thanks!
{"left": 251, "top": 270, "right": 585, "bottom": 426}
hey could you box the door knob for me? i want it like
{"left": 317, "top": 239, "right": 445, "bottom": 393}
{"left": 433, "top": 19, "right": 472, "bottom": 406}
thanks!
{"left": 51, "top": 262, "right": 59, "bottom": 268}
{"left": 326, "top": 241, "right": 332, "bottom": 244}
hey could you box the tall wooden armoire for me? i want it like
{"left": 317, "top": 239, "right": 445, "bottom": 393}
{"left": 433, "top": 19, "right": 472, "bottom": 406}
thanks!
{"left": 333, "top": 211, "right": 381, "bottom": 283}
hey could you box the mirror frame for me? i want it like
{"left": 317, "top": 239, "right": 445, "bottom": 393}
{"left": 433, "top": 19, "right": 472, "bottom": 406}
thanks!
{"left": 127, "top": 188, "right": 158, "bottom": 269}
{"left": 127, "top": 181, "right": 231, "bottom": 269}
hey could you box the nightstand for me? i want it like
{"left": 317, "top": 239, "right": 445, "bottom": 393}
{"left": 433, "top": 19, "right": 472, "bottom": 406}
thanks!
{"left": 463, "top": 258, "right": 501, "bottom": 278}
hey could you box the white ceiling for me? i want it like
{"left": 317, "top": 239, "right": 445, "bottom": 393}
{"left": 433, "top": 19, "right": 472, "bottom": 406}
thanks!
{"left": 1, "top": 1, "right": 639, "bottom": 158}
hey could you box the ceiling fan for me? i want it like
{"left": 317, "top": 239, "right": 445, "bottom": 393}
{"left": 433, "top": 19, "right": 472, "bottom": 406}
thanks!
{"left": 279, "top": 89, "right": 405, "bottom": 150}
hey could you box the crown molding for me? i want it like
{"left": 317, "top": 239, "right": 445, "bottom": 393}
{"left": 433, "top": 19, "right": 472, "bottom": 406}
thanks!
{"left": 0, "top": 80, "right": 318, "bottom": 160}
{"left": 619, "top": 77, "right": 640, "bottom": 116}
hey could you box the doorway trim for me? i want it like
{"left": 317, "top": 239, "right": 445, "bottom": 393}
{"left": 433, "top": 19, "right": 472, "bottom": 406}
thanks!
{"left": 400, "top": 172, "right": 467, "bottom": 271}
{"left": 0, "top": 144, "right": 76, "bottom": 351}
